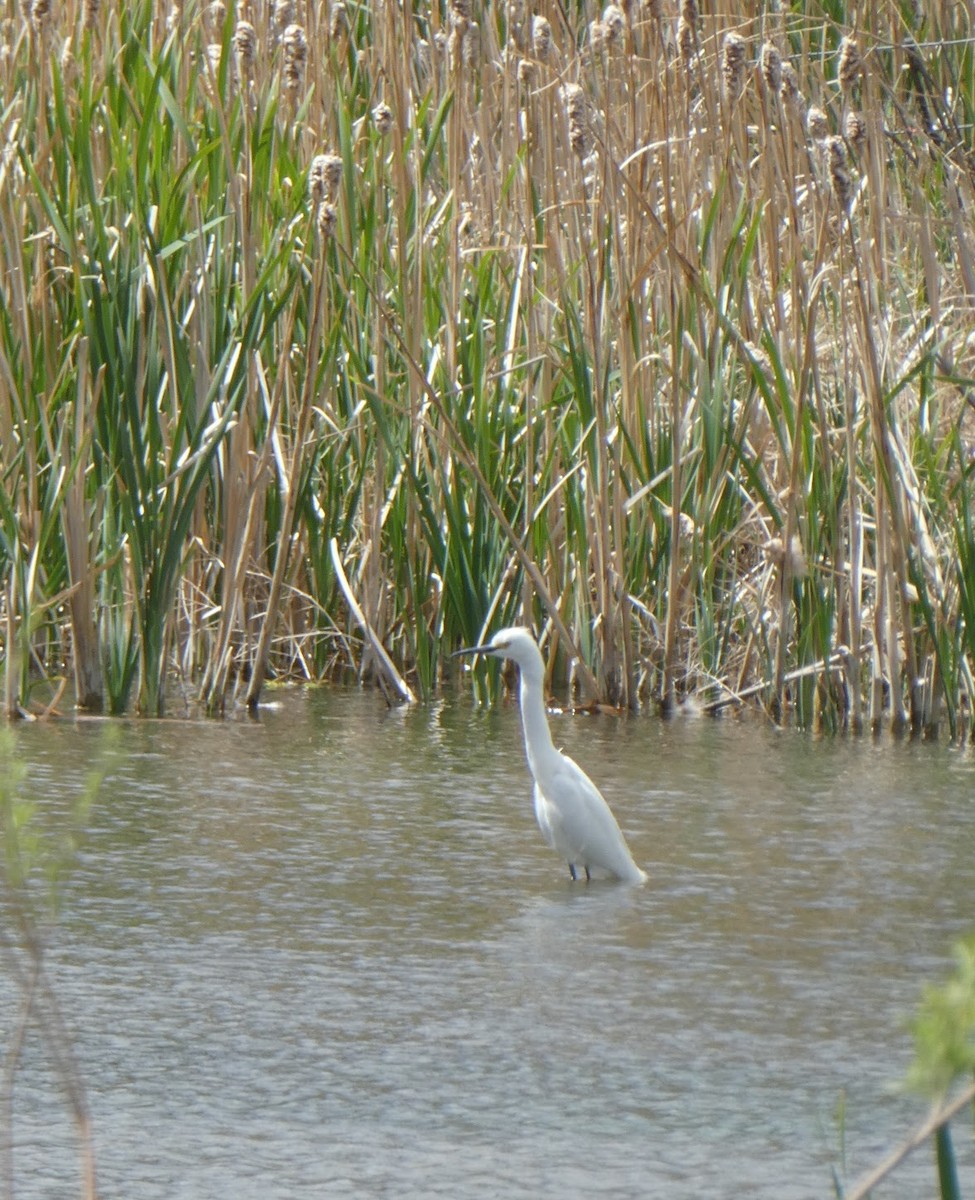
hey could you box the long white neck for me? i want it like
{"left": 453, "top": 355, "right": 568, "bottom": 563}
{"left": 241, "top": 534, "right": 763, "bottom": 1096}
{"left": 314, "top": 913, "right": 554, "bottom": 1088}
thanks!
{"left": 518, "top": 666, "right": 560, "bottom": 781}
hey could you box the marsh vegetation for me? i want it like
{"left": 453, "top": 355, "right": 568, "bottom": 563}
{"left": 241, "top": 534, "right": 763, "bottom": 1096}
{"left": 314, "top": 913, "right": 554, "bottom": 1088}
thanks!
{"left": 2, "top": 0, "right": 975, "bottom": 730}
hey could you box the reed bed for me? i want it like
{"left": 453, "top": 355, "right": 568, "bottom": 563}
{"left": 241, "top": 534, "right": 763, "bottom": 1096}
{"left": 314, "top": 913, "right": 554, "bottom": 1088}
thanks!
{"left": 1, "top": 0, "right": 974, "bottom": 730}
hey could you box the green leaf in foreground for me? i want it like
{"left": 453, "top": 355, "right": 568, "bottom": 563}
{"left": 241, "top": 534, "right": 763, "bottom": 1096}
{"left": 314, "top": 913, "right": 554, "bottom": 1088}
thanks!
{"left": 907, "top": 935, "right": 975, "bottom": 1100}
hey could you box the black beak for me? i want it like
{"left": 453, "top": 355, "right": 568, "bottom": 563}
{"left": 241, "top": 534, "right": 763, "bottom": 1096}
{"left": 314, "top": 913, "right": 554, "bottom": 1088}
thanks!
{"left": 452, "top": 644, "right": 495, "bottom": 658}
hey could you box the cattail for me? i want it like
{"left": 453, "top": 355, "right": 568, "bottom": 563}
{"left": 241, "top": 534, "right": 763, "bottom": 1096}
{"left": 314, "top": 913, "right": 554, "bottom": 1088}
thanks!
{"left": 29, "top": 0, "right": 51, "bottom": 34}
{"left": 678, "top": 0, "right": 698, "bottom": 60}
{"left": 779, "top": 61, "right": 803, "bottom": 113}
{"left": 532, "top": 15, "right": 551, "bottom": 60}
{"left": 450, "top": 0, "right": 471, "bottom": 30}
{"left": 837, "top": 35, "right": 862, "bottom": 94}
{"left": 602, "top": 4, "right": 625, "bottom": 44}
{"left": 507, "top": 0, "right": 527, "bottom": 39}
{"left": 82, "top": 0, "right": 99, "bottom": 32}
{"left": 677, "top": 15, "right": 695, "bottom": 63}
{"left": 309, "top": 153, "right": 343, "bottom": 204}
{"left": 844, "top": 110, "right": 866, "bottom": 148}
{"left": 205, "top": 42, "right": 223, "bottom": 73}
{"left": 282, "top": 22, "right": 307, "bottom": 94}
{"left": 373, "top": 101, "right": 393, "bottom": 135}
{"left": 316, "top": 202, "right": 337, "bottom": 239}
{"left": 806, "top": 106, "right": 830, "bottom": 140}
{"left": 517, "top": 57, "right": 534, "bottom": 83}
{"left": 569, "top": 122, "right": 589, "bottom": 157}
{"left": 562, "top": 82, "right": 586, "bottom": 127}
{"left": 272, "top": 0, "right": 294, "bottom": 40}
{"left": 765, "top": 535, "right": 807, "bottom": 578}
{"left": 590, "top": 20, "right": 609, "bottom": 55}
{"left": 462, "top": 21, "right": 479, "bottom": 70}
{"left": 329, "top": 2, "right": 348, "bottom": 40}
{"left": 760, "top": 43, "right": 781, "bottom": 95}
{"left": 234, "top": 19, "right": 257, "bottom": 68}
{"left": 826, "top": 135, "right": 852, "bottom": 211}
{"left": 722, "top": 32, "right": 747, "bottom": 100}
{"left": 562, "top": 83, "right": 591, "bottom": 158}
{"left": 205, "top": 0, "right": 226, "bottom": 33}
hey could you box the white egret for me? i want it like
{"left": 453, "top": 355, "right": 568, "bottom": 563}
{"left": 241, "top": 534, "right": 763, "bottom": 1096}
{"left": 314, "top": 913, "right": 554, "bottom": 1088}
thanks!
{"left": 455, "top": 627, "right": 647, "bottom": 885}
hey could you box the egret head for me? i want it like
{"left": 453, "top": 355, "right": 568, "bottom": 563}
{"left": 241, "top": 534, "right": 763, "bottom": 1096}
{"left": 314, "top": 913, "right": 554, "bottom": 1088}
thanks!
{"left": 453, "top": 626, "right": 545, "bottom": 683}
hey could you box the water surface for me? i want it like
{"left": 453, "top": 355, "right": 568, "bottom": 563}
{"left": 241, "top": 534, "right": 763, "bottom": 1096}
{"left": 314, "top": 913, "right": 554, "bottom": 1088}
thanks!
{"left": 4, "top": 691, "right": 975, "bottom": 1197}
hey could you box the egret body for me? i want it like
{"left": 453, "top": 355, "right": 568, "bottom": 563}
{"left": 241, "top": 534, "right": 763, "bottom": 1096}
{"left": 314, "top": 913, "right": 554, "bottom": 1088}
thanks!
{"left": 455, "top": 627, "right": 647, "bottom": 884}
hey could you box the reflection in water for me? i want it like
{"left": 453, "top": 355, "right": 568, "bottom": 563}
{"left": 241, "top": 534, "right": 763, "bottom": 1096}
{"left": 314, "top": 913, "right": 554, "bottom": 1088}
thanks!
{"left": 4, "top": 694, "right": 975, "bottom": 1197}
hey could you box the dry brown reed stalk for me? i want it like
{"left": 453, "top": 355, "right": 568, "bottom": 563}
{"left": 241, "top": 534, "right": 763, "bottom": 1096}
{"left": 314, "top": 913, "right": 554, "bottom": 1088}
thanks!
{"left": 61, "top": 339, "right": 103, "bottom": 711}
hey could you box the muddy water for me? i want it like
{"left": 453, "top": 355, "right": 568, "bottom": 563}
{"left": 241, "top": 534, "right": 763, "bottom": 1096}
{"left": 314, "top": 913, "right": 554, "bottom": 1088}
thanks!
{"left": 4, "top": 692, "right": 975, "bottom": 1197}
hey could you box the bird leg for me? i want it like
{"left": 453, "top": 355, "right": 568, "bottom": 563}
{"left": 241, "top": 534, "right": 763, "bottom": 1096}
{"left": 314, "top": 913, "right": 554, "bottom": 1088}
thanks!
{"left": 585, "top": 866, "right": 591, "bottom": 882}
{"left": 568, "top": 863, "right": 577, "bottom": 881}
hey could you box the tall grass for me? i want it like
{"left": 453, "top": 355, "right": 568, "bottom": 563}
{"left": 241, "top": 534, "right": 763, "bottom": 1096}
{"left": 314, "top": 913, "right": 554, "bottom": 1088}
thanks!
{"left": 1, "top": 0, "right": 975, "bottom": 729}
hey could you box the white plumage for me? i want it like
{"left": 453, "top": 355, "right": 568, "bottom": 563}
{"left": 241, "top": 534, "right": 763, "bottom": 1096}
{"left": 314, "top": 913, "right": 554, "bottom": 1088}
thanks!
{"left": 456, "top": 627, "right": 647, "bottom": 884}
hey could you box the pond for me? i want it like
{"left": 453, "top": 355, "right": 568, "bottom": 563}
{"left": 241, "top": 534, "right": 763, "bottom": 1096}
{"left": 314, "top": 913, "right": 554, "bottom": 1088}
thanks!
{"left": 3, "top": 689, "right": 975, "bottom": 1198}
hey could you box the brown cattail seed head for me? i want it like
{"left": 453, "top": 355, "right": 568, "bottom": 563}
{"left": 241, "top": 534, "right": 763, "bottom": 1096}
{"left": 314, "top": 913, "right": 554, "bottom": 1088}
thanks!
{"left": 532, "top": 15, "right": 551, "bottom": 60}
{"left": 569, "top": 122, "right": 589, "bottom": 157}
{"left": 722, "top": 32, "right": 747, "bottom": 100}
{"left": 234, "top": 19, "right": 257, "bottom": 67}
{"left": 807, "top": 106, "right": 830, "bottom": 140}
{"left": 760, "top": 43, "right": 781, "bottom": 94}
{"left": 309, "top": 153, "right": 343, "bottom": 204}
{"left": 844, "top": 110, "right": 866, "bottom": 147}
{"left": 517, "top": 57, "right": 534, "bottom": 83}
{"left": 373, "top": 102, "right": 393, "bottom": 135}
{"left": 677, "top": 15, "right": 695, "bottom": 63}
{"left": 779, "top": 61, "right": 803, "bottom": 112}
{"left": 462, "top": 21, "right": 479, "bottom": 69}
{"left": 590, "top": 20, "right": 609, "bottom": 54}
{"left": 272, "top": 0, "right": 294, "bottom": 38}
{"left": 29, "top": 0, "right": 51, "bottom": 33}
{"left": 827, "top": 135, "right": 852, "bottom": 210}
{"left": 206, "top": 0, "right": 226, "bottom": 33}
{"left": 562, "top": 82, "right": 592, "bottom": 157}
{"left": 330, "top": 2, "right": 348, "bottom": 40}
{"left": 562, "top": 82, "right": 586, "bottom": 127}
{"left": 282, "top": 23, "right": 307, "bottom": 93}
{"left": 765, "top": 535, "right": 807, "bottom": 578}
{"left": 837, "top": 35, "right": 862, "bottom": 93}
{"left": 82, "top": 0, "right": 99, "bottom": 31}
{"left": 316, "top": 202, "right": 337, "bottom": 239}
{"left": 602, "top": 4, "right": 625, "bottom": 43}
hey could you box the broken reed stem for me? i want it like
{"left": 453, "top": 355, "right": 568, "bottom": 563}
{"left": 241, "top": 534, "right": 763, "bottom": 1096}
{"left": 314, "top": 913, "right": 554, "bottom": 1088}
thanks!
{"left": 329, "top": 537, "right": 417, "bottom": 704}
{"left": 843, "top": 1081, "right": 975, "bottom": 1200}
